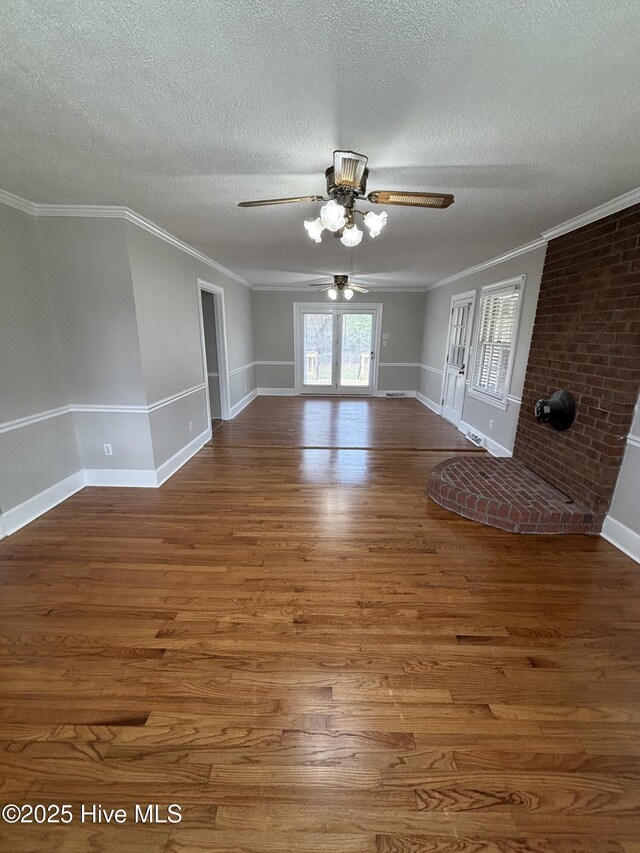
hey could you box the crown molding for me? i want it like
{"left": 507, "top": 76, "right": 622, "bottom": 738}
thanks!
{"left": 429, "top": 184, "right": 640, "bottom": 291}
{"left": 121, "top": 210, "right": 251, "bottom": 288}
{"left": 0, "top": 189, "right": 251, "bottom": 289}
{"left": 542, "top": 186, "right": 640, "bottom": 240}
{"left": 252, "top": 285, "right": 427, "bottom": 292}
{"left": 428, "top": 238, "right": 547, "bottom": 290}
{"left": 5, "top": 182, "right": 639, "bottom": 294}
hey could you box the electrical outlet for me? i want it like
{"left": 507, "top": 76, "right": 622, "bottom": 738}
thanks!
{"left": 188, "top": 421, "right": 193, "bottom": 432}
{"left": 103, "top": 443, "right": 113, "bottom": 456}
{"left": 488, "top": 419, "right": 494, "bottom": 430}
{"left": 383, "top": 340, "right": 387, "bottom": 346}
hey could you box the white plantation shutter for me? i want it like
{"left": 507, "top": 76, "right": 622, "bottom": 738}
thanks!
{"left": 471, "top": 281, "right": 522, "bottom": 403}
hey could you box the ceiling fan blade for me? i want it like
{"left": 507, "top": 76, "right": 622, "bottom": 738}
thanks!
{"left": 349, "top": 284, "right": 369, "bottom": 293}
{"left": 238, "top": 195, "right": 323, "bottom": 208}
{"left": 308, "top": 282, "right": 330, "bottom": 287}
{"left": 333, "top": 150, "right": 368, "bottom": 189}
{"left": 367, "top": 190, "right": 454, "bottom": 209}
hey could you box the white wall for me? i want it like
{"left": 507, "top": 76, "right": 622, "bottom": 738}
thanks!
{"left": 419, "top": 245, "right": 546, "bottom": 453}
{"left": 252, "top": 289, "right": 426, "bottom": 393}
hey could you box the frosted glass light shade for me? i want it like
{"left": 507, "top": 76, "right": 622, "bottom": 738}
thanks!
{"left": 340, "top": 224, "right": 363, "bottom": 247}
{"left": 327, "top": 287, "right": 338, "bottom": 300}
{"left": 343, "top": 287, "right": 354, "bottom": 300}
{"left": 320, "top": 200, "right": 347, "bottom": 232}
{"left": 364, "top": 210, "right": 388, "bottom": 238}
{"left": 304, "top": 217, "right": 325, "bottom": 242}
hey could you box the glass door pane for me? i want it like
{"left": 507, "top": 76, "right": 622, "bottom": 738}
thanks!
{"left": 303, "top": 313, "right": 334, "bottom": 387}
{"left": 340, "top": 313, "right": 373, "bottom": 387}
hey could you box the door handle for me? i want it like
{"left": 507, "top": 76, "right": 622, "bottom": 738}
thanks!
{"left": 370, "top": 351, "right": 374, "bottom": 360}
{"left": 458, "top": 364, "right": 465, "bottom": 375}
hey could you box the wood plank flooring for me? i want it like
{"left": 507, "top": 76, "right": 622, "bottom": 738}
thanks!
{"left": 1, "top": 399, "right": 639, "bottom": 851}
{"left": 213, "top": 396, "right": 479, "bottom": 450}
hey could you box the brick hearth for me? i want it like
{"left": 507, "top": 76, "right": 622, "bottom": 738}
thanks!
{"left": 428, "top": 456, "right": 595, "bottom": 534}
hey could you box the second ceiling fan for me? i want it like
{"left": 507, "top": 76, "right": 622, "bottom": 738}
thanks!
{"left": 308, "top": 274, "right": 369, "bottom": 300}
{"left": 239, "top": 150, "right": 454, "bottom": 246}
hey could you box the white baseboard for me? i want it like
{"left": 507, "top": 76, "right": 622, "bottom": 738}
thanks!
{"left": 375, "top": 390, "right": 416, "bottom": 398}
{"left": 458, "top": 419, "right": 512, "bottom": 457}
{"left": 230, "top": 388, "right": 258, "bottom": 418}
{"left": 601, "top": 515, "right": 640, "bottom": 564}
{"left": 1, "top": 471, "right": 85, "bottom": 537}
{"left": 156, "top": 427, "right": 211, "bottom": 486}
{"left": 415, "top": 391, "right": 442, "bottom": 415}
{"left": 257, "top": 387, "right": 297, "bottom": 396}
{"left": 0, "top": 431, "right": 213, "bottom": 539}
{"left": 83, "top": 468, "right": 159, "bottom": 487}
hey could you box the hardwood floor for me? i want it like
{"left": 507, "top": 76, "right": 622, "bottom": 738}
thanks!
{"left": 213, "top": 396, "right": 479, "bottom": 450}
{"left": 1, "top": 399, "right": 639, "bottom": 851}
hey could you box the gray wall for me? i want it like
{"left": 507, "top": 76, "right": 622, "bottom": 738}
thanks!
{"left": 252, "top": 290, "right": 426, "bottom": 392}
{"left": 41, "top": 218, "right": 147, "bottom": 405}
{"left": 0, "top": 205, "right": 80, "bottom": 512}
{"left": 0, "top": 201, "right": 256, "bottom": 524}
{"left": 125, "top": 222, "right": 255, "bottom": 465}
{"left": 419, "top": 245, "right": 546, "bottom": 452}
{"left": 607, "top": 394, "right": 640, "bottom": 539}
{"left": 40, "top": 217, "right": 153, "bottom": 472}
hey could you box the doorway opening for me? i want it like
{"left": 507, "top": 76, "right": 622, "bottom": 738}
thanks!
{"left": 197, "top": 279, "right": 231, "bottom": 426}
{"left": 294, "top": 303, "right": 382, "bottom": 396}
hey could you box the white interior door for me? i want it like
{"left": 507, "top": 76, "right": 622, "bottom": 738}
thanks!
{"left": 441, "top": 292, "right": 476, "bottom": 426}
{"left": 296, "top": 305, "right": 379, "bottom": 396}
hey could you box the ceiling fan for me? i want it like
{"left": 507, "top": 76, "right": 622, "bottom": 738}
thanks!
{"left": 238, "top": 150, "right": 454, "bottom": 246}
{"left": 308, "top": 274, "right": 369, "bottom": 300}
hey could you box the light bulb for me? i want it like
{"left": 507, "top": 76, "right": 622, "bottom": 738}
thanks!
{"left": 327, "top": 287, "right": 338, "bottom": 300}
{"left": 304, "top": 217, "right": 325, "bottom": 242}
{"left": 343, "top": 287, "right": 354, "bottom": 300}
{"left": 340, "top": 224, "right": 363, "bottom": 247}
{"left": 364, "top": 210, "right": 388, "bottom": 238}
{"left": 320, "top": 200, "right": 347, "bottom": 232}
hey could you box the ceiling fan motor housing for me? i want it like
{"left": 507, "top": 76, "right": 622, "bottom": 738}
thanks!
{"left": 325, "top": 166, "right": 369, "bottom": 201}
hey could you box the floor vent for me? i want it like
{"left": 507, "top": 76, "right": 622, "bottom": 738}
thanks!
{"left": 467, "top": 432, "right": 484, "bottom": 446}
{"left": 386, "top": 392, "right": 406, "bottom": 398}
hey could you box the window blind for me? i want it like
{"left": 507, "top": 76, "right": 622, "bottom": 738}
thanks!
{"left": 471, "top": 284, "right": 521, "bottom": 401}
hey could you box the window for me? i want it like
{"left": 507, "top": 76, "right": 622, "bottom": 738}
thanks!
{"left": 468, "top": 276, "right": 524, "bottom": 409}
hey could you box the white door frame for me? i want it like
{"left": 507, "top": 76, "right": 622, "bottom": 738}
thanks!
{"left": 440, "top": 289, "right": 477, "bottom": 426}
{"left": 293, "top": 302, "right": 383, "bottom": 396}
{"left": 197, "top": 278, "right": 232, "bottom": 421}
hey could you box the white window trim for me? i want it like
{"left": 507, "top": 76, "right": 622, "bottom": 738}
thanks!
{"left": 467, "top": 275, "right": 526, "bottom": 411}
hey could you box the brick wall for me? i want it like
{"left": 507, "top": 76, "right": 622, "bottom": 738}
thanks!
{"left": 513, "top": 203, "right": 640, "bottom": 531}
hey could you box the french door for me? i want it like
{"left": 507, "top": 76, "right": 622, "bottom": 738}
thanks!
{"left": 441, "top": 291, "right": 476, "bottom": 426}
{"left": 295, "top": 305, "right": 380, "bottom": 395}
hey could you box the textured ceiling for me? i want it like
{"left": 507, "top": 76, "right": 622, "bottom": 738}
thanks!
{"left": 1, "top": 0, "right": 639, "bottom": 288}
